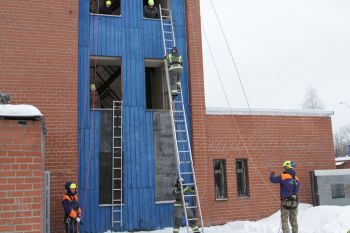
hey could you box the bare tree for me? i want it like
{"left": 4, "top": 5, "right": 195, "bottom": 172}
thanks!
{"left": 302, "top": 85, "right": 325, "bottom": 110}
{"left": 334, "top": 125, "right": 350, "bottom": 157}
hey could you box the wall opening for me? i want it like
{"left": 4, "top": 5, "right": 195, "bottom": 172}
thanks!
{"left": 236, "top": 159, "right": 249, "bottom": 197}
{"left": 90, "top": 56, "right": 122, "bottom": 109}
{"left": 213, "top": 160, "right": 228, "bottom": 200}
{"left": 145, "top": 59, "right": 169, "bottom": 110}
{"left": 143, "top": 0, "right": 170, "bottom": 19}
{"left": 90, "top": 0, "right": 121, "bottom": 16}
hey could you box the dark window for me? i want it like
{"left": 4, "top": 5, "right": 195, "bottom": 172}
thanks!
{"left": 214, "top": 160, "right": 228, "bottom": 199}
{"left": 143, "top": 0, "right": 169, "bottom": 19}
{"left": 90, "top": 57, "right": 122, "bottom": 109}
{"left": 331, "top": 184, "right": 345, "bottom": 199}
{"left": 145, "top": 59, "right": 170, "bottom": 110}
{"left": 236, "top": 159, "right": 249, "bottom": 197}
{"left": 90, "top": 0, "right": 121, "bottom": 15}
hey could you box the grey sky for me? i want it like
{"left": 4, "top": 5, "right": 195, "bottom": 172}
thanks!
{"left": 200, "top": 0, "right": 350, "bottom": 131}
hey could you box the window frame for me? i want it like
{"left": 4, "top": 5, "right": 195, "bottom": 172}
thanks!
{"left": 213, "top": 159, "right": 228, "bottom": 200}
{"left": 235, "top": 158, "right": 250, "bottom": 197}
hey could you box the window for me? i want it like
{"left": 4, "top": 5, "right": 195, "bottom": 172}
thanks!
{"left": 90, "top": 56, "right": 122, "bottom": 109}
{"left": 331, "top": 184, "right": 345, "bottom": 199}
{"left": 236, "top": 159, "right": 249, "bottom": 197}
{"left": 214, "top": 160, "right": 228, "bottom": 199}
{"left": 143, "top": 0, "right": 169, "bottom": 19}
{"left": 145, "top": 59, "right": 170, "bottom": 110}
{"left": 90, "top": 0, "right": 121, "bottom": 16}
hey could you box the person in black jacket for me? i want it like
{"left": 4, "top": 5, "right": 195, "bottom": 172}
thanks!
{"left": 144, "top": 0, "right": 159, "bottom": 19}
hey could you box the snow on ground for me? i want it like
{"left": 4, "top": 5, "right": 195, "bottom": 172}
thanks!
{"left": 106, "top": 204, "right": 350, "bottom": 233}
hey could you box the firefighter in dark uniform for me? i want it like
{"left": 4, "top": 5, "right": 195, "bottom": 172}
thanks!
{"left": 173, "top": 178, "right": 200, "bottom": 233}
{"left": 63, "top": 181, "right": 82, "bottom": 233}
{"left": 166, "top": 47, "right": 183, "bottom": 97}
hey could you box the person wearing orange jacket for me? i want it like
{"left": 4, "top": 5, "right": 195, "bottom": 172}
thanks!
{"left": 63, "top": 181, "right": 82, "bottom": 233}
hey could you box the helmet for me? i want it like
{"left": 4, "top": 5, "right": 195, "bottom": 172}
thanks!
{"left": 106, "top": 0, "right": 112, "bottom": 7}
{"left": 69, "top": 183, "right": 77, "bottom": 189}
{"left": 172, "top": 47, "right": 178, "bottom": 54}
{"left": 177, "top": 177, "right": 184, "bottom": 183}
{"left": 148, "top": 0, "right": 154, "bottom": 6}
{"left": 283, "top": 161, "right": 296, "bottom": 169}
{"left": 90, "top": 83, "right": 96, "bottom": 92}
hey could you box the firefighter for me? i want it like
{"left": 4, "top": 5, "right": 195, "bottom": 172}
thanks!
{"left": 270, "top": 161, "right": 301, "bottom": 233}
{"left": 63, "top": 181, "right": 82, "bottom": 233}
{"left": 173, "top": 178, "right": 200, "bottom": 233}
{"left": 166, "top": 47, "right": 183, "bottom": 97}
{"left": 144, "top": 0, "right": 159, "bottom": 19}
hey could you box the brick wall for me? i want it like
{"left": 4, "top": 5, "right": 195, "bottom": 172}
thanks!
{"left": 0, "top": 119, "right": 45, "bottom": 233}
{"left": 0, "top": 2, "right": 78, "bottom": 232}
{"left": 185, "top": 0, "right": 335, "bottom": 226}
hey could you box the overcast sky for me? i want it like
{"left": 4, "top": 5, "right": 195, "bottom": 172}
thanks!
{"left": 200, "top": 0, "right": 350, "bottom": 131}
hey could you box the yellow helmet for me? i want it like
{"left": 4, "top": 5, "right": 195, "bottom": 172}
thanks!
{"left": 69, "top": 183, "right": 77, "bottom": 189}
{"left": 106, "top": 0, "right": 112, "bottom": 7}
{"left": 148, "top": 0, "right": 154, "bottom": 6}
{"left": 283, "top": 161, "right": 296, "bottom": 169}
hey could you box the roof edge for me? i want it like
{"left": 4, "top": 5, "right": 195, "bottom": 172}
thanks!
{"left": 206, "top": 107, "right": 334, "bottom": 117}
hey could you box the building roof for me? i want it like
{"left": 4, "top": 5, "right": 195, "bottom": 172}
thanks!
{"left": 0, "top": 104, "right": 43, "bottom": 120}
{"left": 314, "top": 169, "right": 350, "bottom": 176}
{"left": 206, "top": 107, "right": 334, "bottom": 117}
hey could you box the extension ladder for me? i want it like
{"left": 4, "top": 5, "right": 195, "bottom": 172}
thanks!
{"left": 112, "top": 101, "right": 123, "bottom": 227}
{"left": 160, "top": 4, "right": 204, "bottom": 233}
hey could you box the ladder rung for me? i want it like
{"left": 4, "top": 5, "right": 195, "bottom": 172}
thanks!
{"left": 113, "top": 209, "right": 121, "bottom": 213}
{"left": 184, "top": 194, "right": 196, "bottom": 197}
{"left": 113, "top": 168, "right": 122, "bottom": 170}
{"left": 113, "top": 146, "right": 122, "bottom": 148}
{"left": 161, "top": 8, "right": 170, "bottom": 11}
{"left": 180, "top": 172, "right": 193, "bottom": 175}
{"left": 174, "top": 120, "right": 184, "bottom": 122}
{"left": 180, "top": 161, "right": 191, "bottom": 164}
{"left": 185, "top": 206, "right": 198, "bottom": 209}
{"left": 113, "top": 199, "right": 122, "bottom": 202}
{"left": 176, "top": 130, "right": 186, "bottom": 132}
{"left": 164, "top": 39, "right": 173, "bottom": 41}
{"left": 113, "top": 178, "right": 122, "bottom": 180}
{"left": 113, "top": 188, "right": 122, "bottom": 191}
{"left": 178, "top": 150, "right": 189, "bottom": 153}
{"left": 184, "top": 183, "right": 195, "bottom": 186}
{"left": 177, "top": 140, "right": 187, "bottom": 142}
{"left": 113, "top": 136, "right": 122, "bottom": 138}
{"left": 164, "top": 31, "right": 172, "bottom": 33}
{"left": 188, "top": 218, "right": 198, "bottom": 221}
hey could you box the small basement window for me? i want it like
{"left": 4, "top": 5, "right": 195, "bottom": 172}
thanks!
{"left": 143, "top": 0, "right": 169, "bottom": 19}
{"left": 331, "top": 184, "right": 345, "bottom": 199}
{"left": 214, "top": 160, "right": 228, "bottom": 199}
{"left": 90, "top": 56, "right": 122, "bottom": 109}
{"left": 236, "top": 159, "right": 249, "bottom": 197}
{"left": 90, "top": 0, "right": 121, "bottom": 16}
{"left": 145, "top": 59, "right": 169, "bottom": 110}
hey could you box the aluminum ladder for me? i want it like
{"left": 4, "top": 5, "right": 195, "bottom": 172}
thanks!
{"left": 160, "top": 4, "right": 204, "bottom": 233}
{"left": 112, "top": 101, "right": 123, "bottom": 227}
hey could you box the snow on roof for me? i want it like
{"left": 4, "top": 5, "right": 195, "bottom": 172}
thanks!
{"left": 314, "top": 169, "right": 350, "bottom": 176}
{"left": 206, "top": 107, "right": 334, "bottom": 117}
{"left": 336, "top": 162, "right": 345, "bottom": 166}
{"left": 0, "top": 104, "right": 43, "bottom": 119}
{"left": 335, "top": 156, "right": 350, "bottom": 162}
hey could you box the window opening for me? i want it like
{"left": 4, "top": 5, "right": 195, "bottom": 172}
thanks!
{"left": 236, "top": 159, "right": 249, "bottom": 197}
{"left": 145, "top": 59, "right": 169, "bottom": 110}
{"left": 143, "top": 0, "right": 169, "bottom": 19}
{"left": 90, "top": 0, "right": 121, "bottom": 16}
{"left": 214, "top": 160, "right": 228, "bottom": 199}
{"left": 90, "top": 56, "right": 122, "bottom": 109}
{"left": 331, "top": 184, "right": 345, "bottom": 199}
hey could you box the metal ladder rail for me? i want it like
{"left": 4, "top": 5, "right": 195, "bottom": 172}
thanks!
{"left": 160, "top": 3, "right": 204, "bottom": 233}
{"left": 112, "top": 101, "right": 123, "bottom": 227}
{"left": 174, "top": 91, "right": 204, "bottom": 232}
{"left": 160, "top": 5, "right": 176, "bottom": 55}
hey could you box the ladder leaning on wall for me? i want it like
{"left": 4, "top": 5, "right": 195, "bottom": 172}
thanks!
{"left": 111, "top": 100, "right": 123, "bottom": 227}
{"left": 160, "top": 4, "right": 204, "bottom": 233}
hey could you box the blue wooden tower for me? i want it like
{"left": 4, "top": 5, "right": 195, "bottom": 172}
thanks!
{"left": 78, "top": 0, "right": 191, "bottom": 232}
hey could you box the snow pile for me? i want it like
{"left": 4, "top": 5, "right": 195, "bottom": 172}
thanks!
{"left": 0, "top": 104, "right": 42, "bottom": 117}
{"left": 107, "top": 204, "right": 350, "bottom": 233}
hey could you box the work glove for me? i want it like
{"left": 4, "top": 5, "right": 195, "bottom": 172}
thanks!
{"left": 270, "top": 171, "right": 275, "bottom": 176}
{"left": 76, "top": 217, "right": 81, "bottom": 223}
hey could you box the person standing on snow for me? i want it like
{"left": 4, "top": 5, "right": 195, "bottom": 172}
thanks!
{"left": 63, "top": 181, "right": 82, "bottom": 233}
{"left": 270, "top": 161, "right": 301, "bottom": 233}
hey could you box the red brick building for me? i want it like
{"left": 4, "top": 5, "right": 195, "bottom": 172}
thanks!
{"left": 0, "top": 0, "right": 336, "bottom": 232}
{"left": 0, "top": 105, "right": 45, "bottom": 233}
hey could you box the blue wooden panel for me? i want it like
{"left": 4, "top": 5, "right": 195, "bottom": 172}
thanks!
{"left": 78, "top": 0, "right": 191, "bottom": 232}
